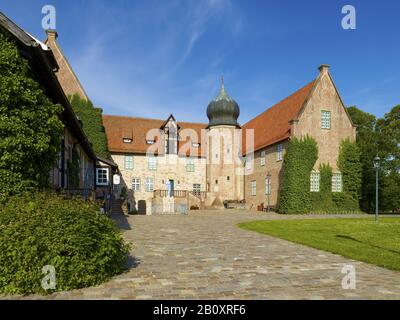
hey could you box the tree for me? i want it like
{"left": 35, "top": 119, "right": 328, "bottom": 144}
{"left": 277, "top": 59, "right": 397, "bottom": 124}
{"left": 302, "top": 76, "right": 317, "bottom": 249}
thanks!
{"left": 69, "top": 94, "right": 110, "bottom": 159}
{"left": 377, "top": 105, "right": 400, "bottom": 212}
{"left": 347, "top": 106, "right": 378, "bottom": 212}
{"left": 0, "top": 31, "right": 63, "bottom": 202}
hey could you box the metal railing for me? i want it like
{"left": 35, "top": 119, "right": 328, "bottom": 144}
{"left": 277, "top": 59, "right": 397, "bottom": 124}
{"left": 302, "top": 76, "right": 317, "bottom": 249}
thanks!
{"left": 153, "top": 189, "right": 188, "bottom": 198}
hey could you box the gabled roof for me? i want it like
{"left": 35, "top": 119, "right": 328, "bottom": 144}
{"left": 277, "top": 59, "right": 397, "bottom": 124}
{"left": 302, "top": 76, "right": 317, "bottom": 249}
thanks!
{"left": 102, "top": 115, "right": 207, "bottom": 157}
{"left": 242, "top": 80, "right": 316, "bottom": 154}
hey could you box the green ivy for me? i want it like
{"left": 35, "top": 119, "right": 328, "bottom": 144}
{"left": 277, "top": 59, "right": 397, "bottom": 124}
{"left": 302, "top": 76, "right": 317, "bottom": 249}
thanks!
{"left": 69, "top": 94, "right": 110, "bottom": 159}
{"left": 338, "top": 138, "right": 362, "bottom": 207}
{"left": 0, "top": 31, "right": 63, "bottom": 203}
{"left": 311, "top": 163, "right": 334, "bottom": 212}
{"left": 278, "top": 136, "right": 318, "bottom": 213}
{"left": 66, "top": 146, "right": 80, "bottom": 188}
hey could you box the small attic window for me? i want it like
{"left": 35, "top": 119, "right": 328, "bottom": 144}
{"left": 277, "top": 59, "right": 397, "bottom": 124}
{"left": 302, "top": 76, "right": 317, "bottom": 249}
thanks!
{"left": 146, "top": 140, "right": 155, "bottom": 145}
{"left": 123, "top": 138, "right": 132, "bottom": 144}
{"left": 192, "top": 142, "right": 200, "bottom": 148}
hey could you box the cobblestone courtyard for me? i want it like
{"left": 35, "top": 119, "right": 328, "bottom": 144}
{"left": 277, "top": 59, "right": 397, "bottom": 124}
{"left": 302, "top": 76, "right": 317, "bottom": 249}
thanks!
{"left": 6, "top": 211, "right": 400, "bottom": 300}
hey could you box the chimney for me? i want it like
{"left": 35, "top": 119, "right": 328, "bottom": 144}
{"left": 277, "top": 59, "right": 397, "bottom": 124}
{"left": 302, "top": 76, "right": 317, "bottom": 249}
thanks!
{"left": 318, "top": 64, "right": 330, "bottom": 73}
{"left": 46, "top": 29, "right": 58, "bottom": 43}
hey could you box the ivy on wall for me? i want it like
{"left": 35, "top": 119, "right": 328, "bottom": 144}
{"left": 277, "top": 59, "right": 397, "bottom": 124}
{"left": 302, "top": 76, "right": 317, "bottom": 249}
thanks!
{"left": 337, "top": 138, "right": 362, "bottom": 210}
{"left": 66, "top": 146, "right": 80, "bottom": 188}
{"left": 278, "top": 136, "right": 318, "bottom": 214}
{"left": 0, "top": 31, "right": 63, "bottom": 203}
{"left": 278, "top": 136, "right": 362, "bottom": 214}
{"left": 69, "top": 94, "right": 110, "bottom": 159}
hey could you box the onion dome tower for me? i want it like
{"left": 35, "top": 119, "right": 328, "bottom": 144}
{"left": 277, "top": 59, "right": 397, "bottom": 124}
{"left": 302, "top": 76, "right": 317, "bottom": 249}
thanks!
{"left": 206, "top": 77, "right": 240, "bottom": 128}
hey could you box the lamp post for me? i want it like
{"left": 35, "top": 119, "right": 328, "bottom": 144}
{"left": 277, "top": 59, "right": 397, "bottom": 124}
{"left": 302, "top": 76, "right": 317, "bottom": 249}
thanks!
{"left": 373, "top": 156, "right": 381, "bottom": 222}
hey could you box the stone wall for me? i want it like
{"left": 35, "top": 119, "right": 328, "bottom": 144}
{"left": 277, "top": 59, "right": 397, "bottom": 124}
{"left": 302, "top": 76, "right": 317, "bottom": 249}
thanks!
{"left": 111, "top": 153, "right": 206, "bottom": 215}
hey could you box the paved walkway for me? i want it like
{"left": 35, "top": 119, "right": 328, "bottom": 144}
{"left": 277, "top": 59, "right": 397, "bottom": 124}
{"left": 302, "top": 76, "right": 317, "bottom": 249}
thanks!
{"left": 6, "top": 211, "right": 400, "bottom": 299}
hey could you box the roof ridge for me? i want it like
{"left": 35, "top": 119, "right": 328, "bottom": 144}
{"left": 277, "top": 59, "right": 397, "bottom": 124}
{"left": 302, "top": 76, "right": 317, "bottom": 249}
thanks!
{"left": 103, "top": 114, "right": 207, "bottom": 125}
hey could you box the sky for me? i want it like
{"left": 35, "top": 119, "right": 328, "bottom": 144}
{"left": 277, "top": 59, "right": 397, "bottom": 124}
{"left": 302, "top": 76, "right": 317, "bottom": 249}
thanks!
{"left": 1, "top": 0, "right": 400, "bottom": 123}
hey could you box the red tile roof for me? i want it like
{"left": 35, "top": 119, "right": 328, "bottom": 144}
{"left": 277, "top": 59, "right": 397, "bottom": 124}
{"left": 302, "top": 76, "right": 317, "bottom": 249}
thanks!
{"left": 242, "top": 80, "right": 316, "bottom": 154}
{"left": 102, "top": 115, "right": 207, "bottom": 157}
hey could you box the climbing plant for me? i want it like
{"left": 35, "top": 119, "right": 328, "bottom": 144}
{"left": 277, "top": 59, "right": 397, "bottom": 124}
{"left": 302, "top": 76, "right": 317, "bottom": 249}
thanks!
{"left": 66, "top": 146, "right": 80, "bottom": 188}
{"left": 278, "top": 136, "right": 318, "bottom": 214}
{"left": 69, "top": 94, "right": 110, "bottom": 159}
{"left": 0, "top": 31, "right": 63, "bottom": 203}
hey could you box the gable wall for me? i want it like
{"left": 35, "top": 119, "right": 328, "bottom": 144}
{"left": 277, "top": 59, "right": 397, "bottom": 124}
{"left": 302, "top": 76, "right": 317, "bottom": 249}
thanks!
{"left": 293, "top": 72, "right": 356, "bottom": 171}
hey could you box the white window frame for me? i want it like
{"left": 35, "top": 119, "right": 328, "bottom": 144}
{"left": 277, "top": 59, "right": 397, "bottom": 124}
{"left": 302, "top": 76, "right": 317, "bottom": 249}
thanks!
{"left": 132, "top": 178, "right": 140, "bottom": 192}
{"left": 124, "top": 155, "right": 133, "bottom": 170}
{"left": 250, "top": 180, "right": 257, "bottom": 196}
{"left": 260, "top": 150, "right": 266, "bottom": 166}
{"left": 332, "top": 172, "right": 343, "bottom": 192}
{"left": 145, "top": 177, "right": 154, "bottom": 192}
{"left": 277, "top": 144, "right": 283, "bottom": 161}
{"left": 96, "top": 168, "right": 109, "bottom": 186}
{"left": 310, "top": 171, "right": 320, "bottom": 192}
{"left": 148, "top": 156, "right": 157, "bottom": 171}
{"left": 321, "top": 110, "right": 331, "bottom": 129}
{"left": 186, "top": 158, "right": 195, "bottom": 172}
{"left": 265, "top": 176, "right": 271, "bottom": 195}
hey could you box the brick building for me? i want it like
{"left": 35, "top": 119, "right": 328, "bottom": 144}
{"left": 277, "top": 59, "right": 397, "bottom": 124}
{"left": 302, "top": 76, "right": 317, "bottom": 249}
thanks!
{"left": 42, "top": 28, "right": 356, "bottom": 214}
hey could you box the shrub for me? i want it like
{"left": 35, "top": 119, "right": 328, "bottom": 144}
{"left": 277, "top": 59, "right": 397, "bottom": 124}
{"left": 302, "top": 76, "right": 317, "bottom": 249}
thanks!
{"left": 0, "top": 192, "right": 130, "bottom": 295}
{"left": 278, "top": 136, "right": 318, "bottom": 213}
{"left": 310, "top": 163, "right": 334, "bottom": 212}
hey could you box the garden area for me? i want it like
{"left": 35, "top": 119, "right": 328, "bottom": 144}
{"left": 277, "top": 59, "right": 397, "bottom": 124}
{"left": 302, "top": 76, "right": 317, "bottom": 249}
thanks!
{"left": 239, "top": 217, "right": 400, "bottom": 271}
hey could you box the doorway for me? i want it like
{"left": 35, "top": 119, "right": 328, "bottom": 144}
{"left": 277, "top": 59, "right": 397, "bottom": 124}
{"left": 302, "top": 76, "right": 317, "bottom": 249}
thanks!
{"left": 168, "top": 179, "right": 174, "bottom": 197}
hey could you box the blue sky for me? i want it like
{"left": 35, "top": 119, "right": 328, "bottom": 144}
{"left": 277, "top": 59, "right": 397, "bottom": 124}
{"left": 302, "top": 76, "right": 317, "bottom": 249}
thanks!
{"left": 2, "top": 0, "right": 400, "bottom": 123}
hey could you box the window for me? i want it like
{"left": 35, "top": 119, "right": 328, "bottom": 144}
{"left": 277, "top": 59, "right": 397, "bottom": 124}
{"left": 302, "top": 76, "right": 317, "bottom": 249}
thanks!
{"left": 265, "top": 176, "right": 271, "bottom": 195}
{"left": 246, "top": 157, "right": 252, "bottom": 170}
{"left": 277, "top": 144, "right": 283, "bottom": 161}
{"left": 146, "top": 139, "right": 155, "bottom": 145}
{"left": 260, "top": 150, "right": 266, "bottom": 166}
{"left": 132, "top": 178, "right": 140, "bottom": 191}
{"left": 193, "top": 183, "right": 201, "bottom": 196}
{"left": 123, "top": 138, "right": 132, "bottom": 144}
{"left": 251, "top": 180, "right": 257, "bottom": 196}
{"left": 148, "top": 156, "right": 157, "bottom": 171}
{"left": 186, "top": 158, "right": 195, "bottom": 172}
{"left": 192, "top": 142, "right": 200, "bottom": 148}
{"left": 124, "top": 155, "right": 133, "bottom": 170}
{"left": 145, "top": 178, "right": 154, "bottom": 192}
{"left": 96, "top": 168, "right": 109, "bottom": 186}
{"left": 227, "top": 176, "right": 230, "bottom": 181}
{"left": 321, "top": 110, "right": 331, "bottom": 129}
{"left": 310, "top": 171, "right": 320, "bottom": 192}
{"left": 332, "top": 173, "right": 342, "bottom": 192}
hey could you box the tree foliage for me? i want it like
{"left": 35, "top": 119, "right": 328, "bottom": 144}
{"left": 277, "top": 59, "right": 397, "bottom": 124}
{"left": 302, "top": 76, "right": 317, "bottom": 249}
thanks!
{"left": 69, "top": 94, "right": 110, "bottom": 159}
{"left": 0, "top": 31, "right": 63, "bottom": 202}
{"left": 347, "top": 105, "right": 400, "bottom": 213}
{"left": 278, "top": 136, "right": 318, "bottom": 213}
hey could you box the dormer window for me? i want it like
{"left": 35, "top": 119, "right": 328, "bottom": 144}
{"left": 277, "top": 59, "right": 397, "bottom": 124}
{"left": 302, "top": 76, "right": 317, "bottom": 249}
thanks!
{"left": 123, "top": 138, "right": 132, "bottom": 144}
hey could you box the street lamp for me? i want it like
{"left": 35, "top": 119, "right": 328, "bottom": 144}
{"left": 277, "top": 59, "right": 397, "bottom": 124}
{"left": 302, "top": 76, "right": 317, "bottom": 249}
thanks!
{"left": 373, "top": 156, "right": 381, "bottom": 222}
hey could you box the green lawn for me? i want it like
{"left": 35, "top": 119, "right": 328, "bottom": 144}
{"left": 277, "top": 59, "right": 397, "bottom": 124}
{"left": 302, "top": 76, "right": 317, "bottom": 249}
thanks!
{"left": 238, "top": 218, "right": 400, "bottom": 271}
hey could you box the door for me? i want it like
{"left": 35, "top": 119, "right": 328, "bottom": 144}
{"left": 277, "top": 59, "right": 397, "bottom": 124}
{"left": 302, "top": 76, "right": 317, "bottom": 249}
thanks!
{"left": 169, "top": 179, "right": 174, "bottom": 197}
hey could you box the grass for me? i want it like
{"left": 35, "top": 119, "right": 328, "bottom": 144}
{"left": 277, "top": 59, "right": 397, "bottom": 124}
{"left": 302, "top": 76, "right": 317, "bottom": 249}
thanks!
{"left": 238, "top": 217, "right": 400, "bottom": 271}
